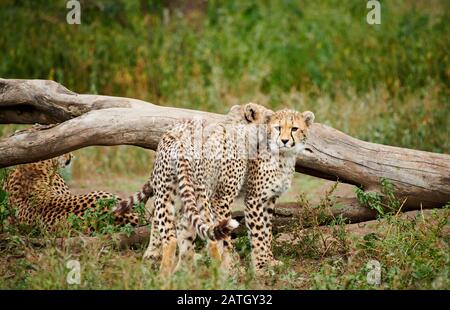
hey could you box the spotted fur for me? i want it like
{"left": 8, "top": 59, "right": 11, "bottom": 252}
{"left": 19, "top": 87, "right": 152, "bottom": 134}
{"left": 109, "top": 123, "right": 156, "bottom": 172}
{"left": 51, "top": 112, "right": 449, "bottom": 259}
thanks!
{"left": 135, "top": 103, "right": 274, "bottom": 274}
{"left": 244, "top": 109, "right": 315, "bottom": 272}
{"left": 3, "top": 153, "right": 140, "bottom": 232}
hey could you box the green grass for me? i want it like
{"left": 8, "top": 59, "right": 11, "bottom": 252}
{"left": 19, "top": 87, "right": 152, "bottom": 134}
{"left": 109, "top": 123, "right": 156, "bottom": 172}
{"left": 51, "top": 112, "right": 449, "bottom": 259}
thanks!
{"left": 307, "top": 208, "right": 449, "bottom": 290}
{"left": 1, "top": 174, "right": 448, "bottom": 290}
{"left": 2, "top": 213, "right": 447, "bottom": 289}
{"left": 272, "top": 184, "right": 450, "bottom": 290}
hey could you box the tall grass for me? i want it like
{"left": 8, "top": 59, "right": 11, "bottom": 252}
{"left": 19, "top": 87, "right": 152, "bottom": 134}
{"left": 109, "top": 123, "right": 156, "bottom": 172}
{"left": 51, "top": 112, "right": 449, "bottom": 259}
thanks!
{"left": 1, "top": 174, "right": 447, "bottom": 289}
{"left": 0, "top": 0, "right": 448, "bottom": 177}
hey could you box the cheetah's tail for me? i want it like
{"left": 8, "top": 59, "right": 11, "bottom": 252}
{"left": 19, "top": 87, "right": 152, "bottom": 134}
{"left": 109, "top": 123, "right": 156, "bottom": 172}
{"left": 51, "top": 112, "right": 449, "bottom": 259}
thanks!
{"left": 176, "top": 158, "right": 238, "bottom": 241}
{"left": 113, "top": 179, "right": 154, "bottom": 215}
{"left": 209, "top": 219, "right": 240, "bottom": 240}
{"left": 190, "top": 213, "right": 240, "bottom": 241}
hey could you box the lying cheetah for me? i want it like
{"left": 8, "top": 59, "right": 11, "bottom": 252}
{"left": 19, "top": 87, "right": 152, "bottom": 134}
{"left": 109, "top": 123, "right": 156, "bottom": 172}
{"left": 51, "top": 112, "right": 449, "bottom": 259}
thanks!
{"left": 3, "top": 153, "right": 141, "bottom": 232}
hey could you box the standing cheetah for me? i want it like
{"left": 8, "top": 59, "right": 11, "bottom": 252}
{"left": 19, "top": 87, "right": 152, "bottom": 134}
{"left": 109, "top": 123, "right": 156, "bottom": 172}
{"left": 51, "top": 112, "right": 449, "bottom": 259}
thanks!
{"left": 116, "top": 103, "right": 274, "bottom": 274}
{"left": 244, "top": 108, "right": 315, "bottom": 272}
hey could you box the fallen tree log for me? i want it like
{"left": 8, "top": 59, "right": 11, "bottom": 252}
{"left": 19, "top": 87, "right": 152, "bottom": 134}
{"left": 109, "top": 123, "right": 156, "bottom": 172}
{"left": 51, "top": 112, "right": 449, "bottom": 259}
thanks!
{"left": 275, "top": 208, "right": 450, "bottom": 247}
{"left": 232, "top": 198, "right": 378, "bottom": 236}
{"left": 275, "top": 198, "right": 378, "bottom": 223}
{"left": 28, "top": 226, "right": 151, "bottom": 251}
{"left": 1, "top": 79, "right": 449, "bottom": 210}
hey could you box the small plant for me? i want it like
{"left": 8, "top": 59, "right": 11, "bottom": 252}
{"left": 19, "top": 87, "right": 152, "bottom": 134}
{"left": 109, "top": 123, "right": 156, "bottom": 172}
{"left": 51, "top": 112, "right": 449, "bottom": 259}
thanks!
{"left": 0, "top": 190, "right": 13, "bottom": 233}
{"left": 274, "top": 181, "right": 349, "bottom": 260}
{"left": 67, "top": 213, "right": 82, "bottom": 232}
{"left": 0, "top": 169, "right": 16, "bottom": 233}
{"left": 133, "top": 202, "right": 148, "bottom": 226}
{"left": 234, "top": 235, "right": 251, "bottom": 259}
{"left": 329, "top": 214, "right": 350, "bottom": 257}
{"left": 355, "top": 178, "right": 402, "bottom": 217}
{"left": 355, "top": 187, "right": 384, "bottom": 216}
{"left": 66, "top": 197, "right": 137, "bottom": 237}
{"left": 380, "top": 178, "right": 401, "bottom": 212}
{"left": 119, "top": 223, "right": 134, "bottom": 237}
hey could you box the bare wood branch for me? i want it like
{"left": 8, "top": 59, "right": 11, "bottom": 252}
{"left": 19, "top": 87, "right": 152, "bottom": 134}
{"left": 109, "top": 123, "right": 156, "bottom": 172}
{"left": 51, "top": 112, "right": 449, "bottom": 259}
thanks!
{"left": 28, "top": 226, "right": 151, "bottom": 251}
{"left": 231, "top": 198, "right": 378, "bottom": 236}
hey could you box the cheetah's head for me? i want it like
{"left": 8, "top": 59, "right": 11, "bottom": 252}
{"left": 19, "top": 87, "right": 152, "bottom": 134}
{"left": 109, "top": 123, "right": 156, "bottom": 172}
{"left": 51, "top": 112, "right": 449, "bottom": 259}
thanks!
{"left": 229, "top": 102, "right": 274, "bottom": 124}
{"left": 52, "top": 153, "right": 74, "bottom": 168}
{"left": 267, "top": 109, "right": 315, "bottom": 155}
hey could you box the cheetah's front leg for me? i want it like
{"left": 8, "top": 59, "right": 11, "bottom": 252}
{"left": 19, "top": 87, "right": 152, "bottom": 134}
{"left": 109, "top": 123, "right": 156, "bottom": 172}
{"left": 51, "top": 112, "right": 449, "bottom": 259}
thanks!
{"left": 262, "top": 197, "right": 283, "bottom": 267}
{"left": 244, "top": 197, "right": 273, "bottom": 272}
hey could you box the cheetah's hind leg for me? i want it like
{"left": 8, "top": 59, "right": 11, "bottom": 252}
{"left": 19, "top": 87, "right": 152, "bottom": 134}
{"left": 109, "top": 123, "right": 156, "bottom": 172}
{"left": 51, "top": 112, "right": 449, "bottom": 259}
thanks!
{"left": 159, "top": 237, "right": 177, "bottom": 276}
{"left": 143, "top": 215, "right": 162, "bottom": 268}
{"left": 144, "top": 182, "right": 177, "bottom": 276}
{"left": 174, "top": 215, "right": 197, "bottom": 272}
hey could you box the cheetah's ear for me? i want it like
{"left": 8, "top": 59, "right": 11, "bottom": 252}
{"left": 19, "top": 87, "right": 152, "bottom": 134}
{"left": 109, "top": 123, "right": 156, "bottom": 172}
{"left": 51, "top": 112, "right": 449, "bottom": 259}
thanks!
{"left": 229, "top": 104, "right": 241, "bottom": 115}
{"left": 302, "top": 111, "right": 315, "bottom": 127}
{"left": 243, "top": 102, "right": 274, "bottom": 124}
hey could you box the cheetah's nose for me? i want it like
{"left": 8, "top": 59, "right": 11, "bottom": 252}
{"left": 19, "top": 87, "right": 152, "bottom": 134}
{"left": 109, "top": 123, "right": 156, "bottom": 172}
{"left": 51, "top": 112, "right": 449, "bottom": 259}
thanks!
{"left": 281, "top": 139, "right": 289, "bottom": 145}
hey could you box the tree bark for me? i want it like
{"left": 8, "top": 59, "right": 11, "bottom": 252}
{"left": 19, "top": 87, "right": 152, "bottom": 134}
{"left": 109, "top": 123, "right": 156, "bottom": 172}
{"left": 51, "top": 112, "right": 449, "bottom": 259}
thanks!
{"left": 1, "top": 79, "right": 449, "bottom": 210}
{"left": 230, "top": 198, "right": 379, "bottom": 236}
{"left": 27, "top": 226, "right": 151, "bottom": 251}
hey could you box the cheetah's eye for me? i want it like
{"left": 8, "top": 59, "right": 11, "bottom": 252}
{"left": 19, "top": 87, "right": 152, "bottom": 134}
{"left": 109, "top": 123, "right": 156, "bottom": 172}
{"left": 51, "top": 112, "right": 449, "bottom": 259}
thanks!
{"left": 291, "top": 127, "right": 298, "bottom": 132}
{"left": 275, "top": 126, "right": 281, "bottom": 131}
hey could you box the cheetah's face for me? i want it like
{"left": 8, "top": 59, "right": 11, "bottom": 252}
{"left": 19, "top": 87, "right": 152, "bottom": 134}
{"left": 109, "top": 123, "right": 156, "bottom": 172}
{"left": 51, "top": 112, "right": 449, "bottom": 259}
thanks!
{"left": 268, "top": 109, "right": 315, "bottom": 155}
